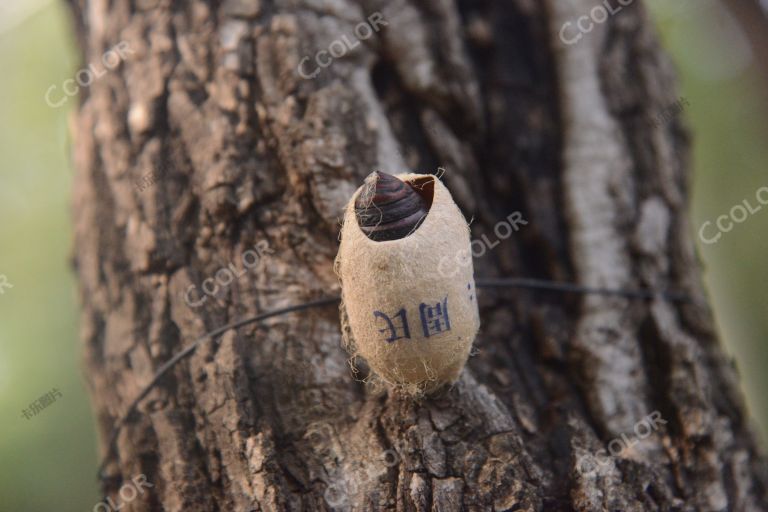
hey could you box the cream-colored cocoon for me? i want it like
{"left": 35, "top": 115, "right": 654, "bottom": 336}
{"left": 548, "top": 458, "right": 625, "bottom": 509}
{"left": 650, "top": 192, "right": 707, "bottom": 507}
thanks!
{"left": 335, "top": 173, "right": 480, "bottom": 393}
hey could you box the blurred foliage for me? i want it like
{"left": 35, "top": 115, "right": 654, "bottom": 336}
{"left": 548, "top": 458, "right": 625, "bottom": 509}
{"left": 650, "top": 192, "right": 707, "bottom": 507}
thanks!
{"left": 648, "top": 0, "right": 768, "bottom": 446}
{"left": 0, "top": 0, "right": 765, "bottom": 510}
{"left": 0, "top": 1, "right": 99, "bottom": 511}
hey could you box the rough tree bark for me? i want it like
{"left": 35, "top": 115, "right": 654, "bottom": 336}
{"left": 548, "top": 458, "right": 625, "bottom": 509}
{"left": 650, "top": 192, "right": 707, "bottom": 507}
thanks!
{"left": 68, "top": 0, "right": 768, "bottom": 510}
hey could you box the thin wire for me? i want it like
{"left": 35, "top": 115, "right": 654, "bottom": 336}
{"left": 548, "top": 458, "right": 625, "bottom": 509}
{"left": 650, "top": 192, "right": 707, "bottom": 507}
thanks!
{"left": 97, "top": 278, "right": 691, "bottom": 479}
{"left": 97, "top": 296, "right": 341, "bottom": 478}
{"left": 475, "top": 277, "right": 693, "bottom": 303}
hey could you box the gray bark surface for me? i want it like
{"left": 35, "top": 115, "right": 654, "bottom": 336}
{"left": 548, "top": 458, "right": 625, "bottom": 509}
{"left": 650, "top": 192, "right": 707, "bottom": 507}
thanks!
{"left": 68, "top": 0, "right": 768, "bottom": 510}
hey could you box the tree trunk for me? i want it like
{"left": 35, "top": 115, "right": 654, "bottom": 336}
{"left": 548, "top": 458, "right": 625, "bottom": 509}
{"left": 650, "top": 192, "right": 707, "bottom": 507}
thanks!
{"left": 68, "top": 0, "right": 768, "bottom": 510}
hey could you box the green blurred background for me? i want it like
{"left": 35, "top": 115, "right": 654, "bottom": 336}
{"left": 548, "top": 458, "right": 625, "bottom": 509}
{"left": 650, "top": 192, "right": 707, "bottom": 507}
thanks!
{"left": 0, "top": 0, "right": 765, "bottom": 509}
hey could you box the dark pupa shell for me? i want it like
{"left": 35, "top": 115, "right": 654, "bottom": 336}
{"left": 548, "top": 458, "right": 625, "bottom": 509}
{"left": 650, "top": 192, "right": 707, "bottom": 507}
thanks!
{"left": 354, "top": 172, "right": 430, "bottom": 241}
